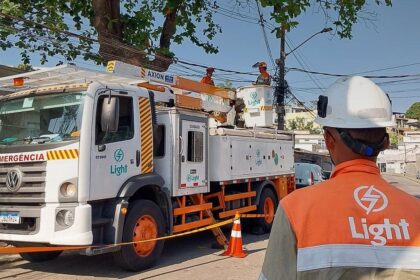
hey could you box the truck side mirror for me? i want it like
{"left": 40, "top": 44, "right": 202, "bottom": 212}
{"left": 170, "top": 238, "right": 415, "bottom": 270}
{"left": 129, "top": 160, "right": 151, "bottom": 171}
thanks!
{"left": 101, "top": 97, "right": 120, "bottom": 133}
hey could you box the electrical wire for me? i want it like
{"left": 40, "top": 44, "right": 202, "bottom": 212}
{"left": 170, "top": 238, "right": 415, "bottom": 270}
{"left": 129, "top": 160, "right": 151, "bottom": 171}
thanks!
{"left": 285, "top": 37, "right": 325, "bottom": 92}
{"left": 288, "top": 67, "right": 420, "bottom": 79}
{"left": 255, "top": 0, "right": 275, "bottom": 67}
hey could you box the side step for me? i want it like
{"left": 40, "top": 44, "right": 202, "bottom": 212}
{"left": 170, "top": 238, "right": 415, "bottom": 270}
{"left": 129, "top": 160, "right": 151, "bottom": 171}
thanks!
{"left": 82, "top": 245, "right": 119, "bottom": 256}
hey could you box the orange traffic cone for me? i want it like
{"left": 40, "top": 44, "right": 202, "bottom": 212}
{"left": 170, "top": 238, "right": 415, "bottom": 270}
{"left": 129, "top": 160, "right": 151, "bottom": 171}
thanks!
{"left": 222, "top": 214, "right": 248, "bottom": 258}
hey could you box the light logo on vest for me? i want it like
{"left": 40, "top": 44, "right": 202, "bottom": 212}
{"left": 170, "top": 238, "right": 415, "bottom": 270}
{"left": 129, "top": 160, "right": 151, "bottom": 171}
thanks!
{"left": 354, "top": 185, "right": 388, "bottom": 214}
{"left": 348, "top": 185, "right": 410, "bottom": 246}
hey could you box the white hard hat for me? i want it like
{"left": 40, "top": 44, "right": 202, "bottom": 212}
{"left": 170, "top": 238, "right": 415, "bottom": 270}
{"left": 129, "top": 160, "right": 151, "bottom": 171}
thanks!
{"left": 315, "top": 76, "right": 396, "bottom": 128}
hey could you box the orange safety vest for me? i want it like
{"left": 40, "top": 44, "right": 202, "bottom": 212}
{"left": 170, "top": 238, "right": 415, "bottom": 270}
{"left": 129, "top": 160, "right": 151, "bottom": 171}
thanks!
{"left": 255, "top": 71, "right": 271, "bottom": 85}
{"left": 281, "top": 159, "right": 420, "bottom": 272}
{"left": 200, "top": 76, "right": 214, "bottom": 86}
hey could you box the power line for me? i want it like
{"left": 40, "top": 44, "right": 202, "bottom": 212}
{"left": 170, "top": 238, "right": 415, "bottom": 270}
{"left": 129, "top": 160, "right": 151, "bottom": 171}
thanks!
{"left": 255, "top": 1, "right": 275, "bottom": 67}
{"left": 4, "top": 10, "right": 420, "bottom": 91}
{"left": 208, "top": 6, "right": 260, "bottom": 25}
{"left": 289, "top": 62, "right": 420, "bottom": 85}
{"left": 288, "top": 67, "right": 420, "bottom": 79}
{"left": 0, "top": 11, "right": 174, "bottom": 65}
{"left": 285, "top": 37, "right": 325, "bottom": 95}
{"left": 377, "top": 77, "right": 420, "bottom": 86}
{"left": 389, "top": 95, "right": 420, "bottom": 99}
{"left": 215, "top": 3, "right": 260, "bottom": 22}
{"left": 287, "top": 90, "right": 316, "bottom": 117}
{"left": 176, "top": 60, "right": 258, "bottom": 76}
{"left": 387, "top": 87, "right": 420, "bottom": 93}
{"left": 354, "top": 62, "right": 420, "bottom": 75}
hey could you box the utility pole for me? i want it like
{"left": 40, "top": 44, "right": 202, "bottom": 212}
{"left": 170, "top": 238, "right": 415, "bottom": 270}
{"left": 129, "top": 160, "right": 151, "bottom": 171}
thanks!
{"left": 277, "top": 27, "right": 286, "bottom": 130}
{"left": 275, "top": 27, "right": 333, "bottom": 130}
{"left": 275, "top": 3, "right": 286, "bottom": 131}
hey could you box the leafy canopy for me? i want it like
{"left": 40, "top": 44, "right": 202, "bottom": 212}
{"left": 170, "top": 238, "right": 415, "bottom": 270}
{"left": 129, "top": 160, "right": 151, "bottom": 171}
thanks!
{"left": 0, "top": 0, "right": 392, "bottom": 69}
{"left": 406, "top": 102, "right": 420, "bottom": 120}
{"left": 287, "top": 117, "right": 321, "bottom": 134}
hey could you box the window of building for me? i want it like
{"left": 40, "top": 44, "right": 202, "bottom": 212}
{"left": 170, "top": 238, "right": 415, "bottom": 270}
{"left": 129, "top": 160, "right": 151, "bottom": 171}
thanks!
{"left": 187, "top": 131, "right": 204, "bottom": 162}
{"left": 95, "top": 96, "right": 134, "bottom": 145}
{"left": 153, "top": 125, "right": 165, "bottom": 157}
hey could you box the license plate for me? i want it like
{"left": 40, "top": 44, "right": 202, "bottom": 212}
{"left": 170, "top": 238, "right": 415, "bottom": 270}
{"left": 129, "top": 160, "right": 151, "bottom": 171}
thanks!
{"left": 0, "top": 212, "right": 20, "bottom": 224}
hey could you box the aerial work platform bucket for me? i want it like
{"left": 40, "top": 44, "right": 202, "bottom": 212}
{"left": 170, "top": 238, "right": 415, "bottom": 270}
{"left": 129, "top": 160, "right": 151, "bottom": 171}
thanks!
{"left": 236, "top": 85, "right": 274, "bottom": 128}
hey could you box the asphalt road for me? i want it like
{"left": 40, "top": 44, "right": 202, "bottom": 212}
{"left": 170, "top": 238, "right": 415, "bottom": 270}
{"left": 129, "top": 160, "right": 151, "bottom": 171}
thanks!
{"left": 382, "top": 173, "right": 420, "bottom": 198}
{"left": 0, "top": 230, "right": 268, "bottom": 280}
{"left": 0, "top": 173, "right": 418, "bottom": 280}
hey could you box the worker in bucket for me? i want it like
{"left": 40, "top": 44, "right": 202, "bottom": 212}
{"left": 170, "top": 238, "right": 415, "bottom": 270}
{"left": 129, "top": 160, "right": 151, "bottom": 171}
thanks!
{"left": 254, "top": 62, "right": 271, "bottom": 85}
{"left": 259, "top": 76, "right": 420, "bottom": 279}
{"left": 200, "top": 67, "right": 215, "bottom": 86}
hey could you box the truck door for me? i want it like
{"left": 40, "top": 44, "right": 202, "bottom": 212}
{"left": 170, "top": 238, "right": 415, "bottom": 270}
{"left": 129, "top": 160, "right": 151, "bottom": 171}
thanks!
{"left": 90, "top": 95, "right": 140, "bottom": 200}
{"left": 179, "top": 119, "right": 208, "bottom": 193}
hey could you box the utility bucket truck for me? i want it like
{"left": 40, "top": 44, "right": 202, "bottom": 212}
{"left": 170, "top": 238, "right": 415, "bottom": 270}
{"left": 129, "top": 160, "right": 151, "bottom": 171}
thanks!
{"left": 0, "top": 62, "right": 295, "bottom": 271}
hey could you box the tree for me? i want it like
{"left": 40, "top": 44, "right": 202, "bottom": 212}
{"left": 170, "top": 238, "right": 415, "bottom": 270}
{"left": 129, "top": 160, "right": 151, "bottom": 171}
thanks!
{"left": 287, "top": 117, "right": 321, "bottom": 134}
{"left": 216, "top": 80, "right": 235, "bottom": 90}
{"left": 16, "top": 64, "right": 33, "bottom": 71}
{"left": 0, "top": 1, "right": 392, "bottom": 70}
{"left": 406, "top": 102, "right": 420, "bottom": 120}
{"left": 388, "top": 130, "right": 401, "bottom": 147}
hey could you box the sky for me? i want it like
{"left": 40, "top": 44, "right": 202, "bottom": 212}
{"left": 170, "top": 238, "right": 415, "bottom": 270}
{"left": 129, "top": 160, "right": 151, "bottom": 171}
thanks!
{"left": 1, "top": 0, "right": 419, "bottom": 113}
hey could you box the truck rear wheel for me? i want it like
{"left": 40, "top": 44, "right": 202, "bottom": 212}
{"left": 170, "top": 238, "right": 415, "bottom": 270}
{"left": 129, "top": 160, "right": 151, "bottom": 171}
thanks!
{"left": 20, "top": 250, "right": 62, "bottom": 262}
{"left": 254, "top": 188, "right": 278, "bottom": 233}
{"left": 114, "top": 200, "right": 165, "bottom": 271}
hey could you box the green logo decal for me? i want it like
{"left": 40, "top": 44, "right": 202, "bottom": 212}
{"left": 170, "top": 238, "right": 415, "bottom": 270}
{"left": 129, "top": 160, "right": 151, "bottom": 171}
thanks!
{"left": 114, "top": 149, "right": 124, "bottom": 162}
{"left": 272, "top": 150, "right": 279, "bottom": 165}
{"left": 110, "top": 164, "right": 128, "bottom": 176}
{"left": 274, "top": 153, "right": 279, "bottom": 165}
{"left": 187, "top": 174, "right": 200, "bottom": 182}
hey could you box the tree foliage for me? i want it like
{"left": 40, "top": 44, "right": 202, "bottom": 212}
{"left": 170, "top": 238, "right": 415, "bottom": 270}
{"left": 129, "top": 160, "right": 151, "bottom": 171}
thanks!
{"left": 388, "top": 131, "right": 401, "bottom": 147}
{"left": 287, "top": 117, "right": 321, "bottom": 134}
{"left": 216, "top": 80, "right": 235, "bottom": 90}
{"left": 0, "top": 0, "right": 392, "bottom": 70}
{"left": 406, "top": 102, "right": 420, "bottom": 120}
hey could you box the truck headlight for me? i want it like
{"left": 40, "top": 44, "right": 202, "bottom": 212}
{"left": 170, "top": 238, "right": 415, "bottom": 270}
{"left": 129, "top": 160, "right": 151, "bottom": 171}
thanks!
{"left": 60, "top": 182, "right": 77, "bottom": 199}
{"left": 56, "top": 209, "right": 75, "bottom": 227}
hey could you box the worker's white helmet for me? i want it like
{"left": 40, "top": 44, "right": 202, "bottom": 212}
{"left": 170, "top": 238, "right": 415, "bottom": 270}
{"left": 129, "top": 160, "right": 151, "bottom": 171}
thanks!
{"left": 315, "top": 76, "right": 396, "bottom": 128}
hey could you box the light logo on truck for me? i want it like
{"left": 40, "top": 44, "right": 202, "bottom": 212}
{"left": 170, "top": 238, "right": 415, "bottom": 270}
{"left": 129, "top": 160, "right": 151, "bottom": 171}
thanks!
{"left": 111, "top": 148, "right": 127, "bottom": 176}
{"left": 247, "top": 92, "right": 261, "bottom": 107}
{"left": 114, "top": 149, "right": 124, "bottom": 162}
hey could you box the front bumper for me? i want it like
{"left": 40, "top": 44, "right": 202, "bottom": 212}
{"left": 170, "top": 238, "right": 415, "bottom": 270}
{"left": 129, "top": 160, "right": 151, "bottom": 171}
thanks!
{"left": 0, "top": 203, "right": 92, "bottom": 245}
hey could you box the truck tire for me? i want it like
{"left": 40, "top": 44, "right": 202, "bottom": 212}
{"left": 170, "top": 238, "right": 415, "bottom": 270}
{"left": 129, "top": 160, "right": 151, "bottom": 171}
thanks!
{"left": 20, "top": 250, "right": 62, "bottom": 262}
{"left": 114, "top": 199, "right": 165, "bottom": 271}
{"left": 254, "top": 188, "right": 278, "bottom": 233}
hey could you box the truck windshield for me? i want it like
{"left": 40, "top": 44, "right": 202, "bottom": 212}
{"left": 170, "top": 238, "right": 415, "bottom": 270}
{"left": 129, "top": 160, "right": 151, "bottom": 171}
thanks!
{"left": 0, "top": 92, "right": 85, "bottom": 145}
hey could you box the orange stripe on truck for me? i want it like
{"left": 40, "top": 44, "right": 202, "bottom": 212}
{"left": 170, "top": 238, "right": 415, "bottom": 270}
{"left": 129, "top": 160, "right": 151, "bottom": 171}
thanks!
{"left": 47, "top": 149, "right": 79, "bottom": 160}
{"left": 138, "top": 97, "right": 153, "bottom": 173}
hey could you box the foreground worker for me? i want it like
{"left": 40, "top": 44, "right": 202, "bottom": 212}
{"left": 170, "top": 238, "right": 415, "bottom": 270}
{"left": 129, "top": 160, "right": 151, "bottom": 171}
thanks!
{"left": 259, "top": 76, "right": 420, "bottom": 279}
{"left": 200, "top": 67, "right": 215, "bottom": 85}
{"left": 254, "top": 62, "right": 271, "bottom": 85}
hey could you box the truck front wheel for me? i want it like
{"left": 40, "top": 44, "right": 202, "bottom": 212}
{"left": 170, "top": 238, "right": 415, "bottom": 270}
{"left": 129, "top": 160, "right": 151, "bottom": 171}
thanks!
{"left": 254, "top": 188, "right": 278, "bottom": 233}
{"left": 20, "top": 250, "right": 62, "bottom": 262}
{"left": 114, "top": 200, "right": 165, "bottom": 271}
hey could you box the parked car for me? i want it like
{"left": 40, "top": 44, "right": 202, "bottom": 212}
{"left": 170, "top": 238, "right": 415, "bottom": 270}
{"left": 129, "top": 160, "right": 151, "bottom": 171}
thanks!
{"left": 294, "top": 163, "right": 323, "bottom": 188}
{"left": 321, "top": 169, "right": 332, "bottom": 180}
